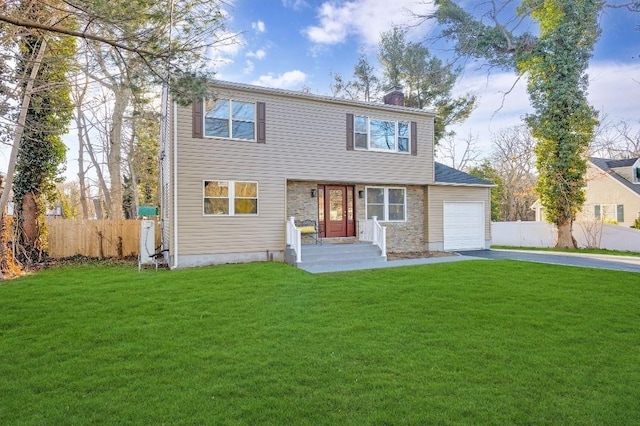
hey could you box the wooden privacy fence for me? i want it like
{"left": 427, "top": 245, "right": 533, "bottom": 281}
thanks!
{"left": 46, "top": 219, "right": 161, "bottom": 259}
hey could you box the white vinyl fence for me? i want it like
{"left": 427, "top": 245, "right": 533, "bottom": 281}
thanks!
{"left": 492, "top": 221, "right": 640, "bottom": 252}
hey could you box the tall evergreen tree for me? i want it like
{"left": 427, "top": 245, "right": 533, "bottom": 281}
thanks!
{"left": 378, "top": 28, "right": 476, "bottom": 143}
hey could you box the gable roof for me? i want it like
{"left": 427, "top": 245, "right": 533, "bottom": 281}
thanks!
{"left": 434, "top": 162, "right": 495, "bottom": 187}
{"left": 211, "top": 80, "right": 436, "bottom": 117}
{"left": 589, "top": 157, "right": 640, "bottom": 197}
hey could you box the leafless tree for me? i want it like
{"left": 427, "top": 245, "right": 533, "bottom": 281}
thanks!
{"left": 490, "top": 126, "right": 538, "bottom": 221}
{"left": 590, "top": 114, "right": 640, "bottom": 159}
{"left": 436, "top": 131, "right": 481, "bottom": 170}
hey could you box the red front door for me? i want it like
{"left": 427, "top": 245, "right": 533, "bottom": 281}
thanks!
{"left": 320, "top": 185, "right": 355, "bottom": 238}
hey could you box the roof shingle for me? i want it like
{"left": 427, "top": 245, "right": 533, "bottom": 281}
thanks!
{"left": 434, "top": 162, "right": 494, "bottom": 186}
{"left": 589, "top": 157, "right": 640, "bottom": 196}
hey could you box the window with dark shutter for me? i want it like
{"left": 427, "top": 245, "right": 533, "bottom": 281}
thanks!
{"left": 617, "top": 204, "right": 624, "bottom": 223}
{"left": 346, "top": 113, "right": 354, "bottom": 151}
{"left": 192, "top": 99, "right": 203, "bottom": 138}
{"left": 256, "top": 102, "right": 266, "bottom": 144}
{"left": 410, "top": 121, "right": 417, "bottom": 156}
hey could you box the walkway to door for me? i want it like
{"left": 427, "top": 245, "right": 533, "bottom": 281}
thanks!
{"left": 297, "top": 247, "right": 640, "bottom": 274}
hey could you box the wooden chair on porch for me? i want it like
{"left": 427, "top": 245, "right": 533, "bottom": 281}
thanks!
{"left": 295, "top": 219, "right": 321, "bottom": 244}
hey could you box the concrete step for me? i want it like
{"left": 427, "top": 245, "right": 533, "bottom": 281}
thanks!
{"left": 298, "top": 242, "right": 386, "bottom": 269}
{"left": 301, "top": 242, "right": 379, "bottom": 253}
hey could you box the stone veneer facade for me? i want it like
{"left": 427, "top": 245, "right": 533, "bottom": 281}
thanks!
{"left": 287, "top": 181, "right": 428, "bottom": 252}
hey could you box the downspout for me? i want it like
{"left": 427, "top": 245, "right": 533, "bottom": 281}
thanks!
{"left": 172, "top": 101, "right": 179, "bottom": 269}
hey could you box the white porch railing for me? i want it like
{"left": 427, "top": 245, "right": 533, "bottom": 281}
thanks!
{"left": 286, "top": 216, "right": 302, "bottom": 263}
{"left": 358, "top": 216, "right": 387, "bottom": 257}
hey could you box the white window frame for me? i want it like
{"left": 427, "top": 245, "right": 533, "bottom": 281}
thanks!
{"left": 595, "top": 203, "right": 618, "bottom": 222}
{"left": 365, "top": 186, "right": 407, "bottom": 222}
{"left": 632, "top": 159, "right": 640, "bottom": 183}
{"left": 354, "top": 116, "right": 410, "bottom": 154}
{"left": 203, "top": 180, "right": 259, "bottom": 216}
{"left": 203, "top": 98, "right": 256, "bottom": 141}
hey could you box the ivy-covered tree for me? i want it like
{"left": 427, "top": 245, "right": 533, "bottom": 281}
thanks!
{"left": 12, "top": 0, "right": 75, "bottom": 263}
{"left": 429, "top": 0, "right": 602, "bottom": 247}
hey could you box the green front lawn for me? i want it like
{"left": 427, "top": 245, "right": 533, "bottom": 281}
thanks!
{"left": 491, "top": 245, "right": 640, "bottom": 257}
{"left": 1, "top": 261, "right": 639, "bottom": 425}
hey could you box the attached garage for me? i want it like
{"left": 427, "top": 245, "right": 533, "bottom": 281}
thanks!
{"left": 443, "top": 201, "right": 485, "bottom": 251}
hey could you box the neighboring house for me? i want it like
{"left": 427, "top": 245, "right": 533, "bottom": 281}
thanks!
{"left": 160, "top": 80, "right": 493, "bottom": 269}
{"left": 532, "top": 157, "right": 640, "bottom": 226}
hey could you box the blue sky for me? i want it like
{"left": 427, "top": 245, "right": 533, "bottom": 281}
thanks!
{"left": 212, "top": 0, "right": 640, "bottom": 161}
{"left": 2, "top": 1, "right": 638, "bottom": 180}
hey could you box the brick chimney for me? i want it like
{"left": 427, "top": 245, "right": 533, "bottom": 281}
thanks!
{"left": 383, "top": 86, "right": 404, "bottom": 106}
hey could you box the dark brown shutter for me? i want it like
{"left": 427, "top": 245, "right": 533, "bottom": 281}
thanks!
{"left": 256, "top": 101, "right": 266, "bottom": 143}
{"left": 346, "top": 113, "right": 354, "bottom": 151}
{"left": 410, "top": 121, "right": 417, "bottom": 156}
{"left": 192, "top": 98, "right": 203, "bottom": 138}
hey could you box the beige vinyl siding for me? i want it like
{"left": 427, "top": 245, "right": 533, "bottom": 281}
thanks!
{"left": 171, "top": 85, "right": 435, "bottom": 257}
{"left": 610, "top": 166, "right": 633, "bottom": 182}
{"left": 203, "top": 86, "right": 434, "bottom": 185}
{"left": 426, "top": 185, "right": 492, "bottom": 244}
{"left": 581, "top": 164, "right": 640, "bottom": 227}
{"left": 172, "top": 103, "right": 287, "bottom": 256}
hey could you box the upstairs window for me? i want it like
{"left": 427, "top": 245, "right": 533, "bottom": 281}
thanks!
{"left": 633, "top": 160, "right": 640, "bottom": 183}
{"left": 355, "top": 116, "right": 410, "bottom": 153}
{"left": 204, "top": 99, "right": 255, "bottom": 140}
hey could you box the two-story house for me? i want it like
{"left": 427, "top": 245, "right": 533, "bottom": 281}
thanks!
{"left": 159, "top": 81, "right": 493, "bottom": 269}
{"left": 532, "top": 157, "right": 640, "bottom": 226}
{"left": 582, "top": 157, "right": 640, "bottom": 225}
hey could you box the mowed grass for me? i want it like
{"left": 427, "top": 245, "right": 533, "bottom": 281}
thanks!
{"left": 491, "top": 245, "right": 640, "bottom": 257}
{"left": 1, "top": 261, "right": 639, "bottom": 425}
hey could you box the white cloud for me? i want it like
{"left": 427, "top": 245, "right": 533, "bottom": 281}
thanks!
{"left": 587, "top": 61, "right": 640, "bottom": 121}
{"left": 282, "top": 0, "right": 308, "bottom": 10}
{"left": 304, "top": 0, "right": 435, "bottom": 46}
{"left": 252, "top": 70, "right": 308, "bottom": 89}
{"left": 252, "top": 20, "right": 266, "bottom": 33}
{"left": 207, "top": 31, "right": 245, "bottom": 68}
{"left": 247, "top": 49, "right": 266, "bottom": 60}
{"left": 448, "top": 61, "right": 640, "bottom": 155}
{"left": 243, "top": 60, "right": 255, "bottom": 74}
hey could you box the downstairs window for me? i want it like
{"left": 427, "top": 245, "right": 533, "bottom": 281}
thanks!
{"left": 203, "top": 180, "right": 258, "bottom": 216}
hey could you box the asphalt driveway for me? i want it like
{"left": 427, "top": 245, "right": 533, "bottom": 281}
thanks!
{"left": 461, "top": 249, "right": 640, "bottom": 273}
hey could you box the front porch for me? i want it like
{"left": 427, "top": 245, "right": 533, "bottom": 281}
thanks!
{"left": 285, "top": 216, "right": 387, "bottom": 271}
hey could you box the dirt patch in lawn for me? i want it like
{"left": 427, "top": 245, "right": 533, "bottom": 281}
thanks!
{"left": 387, "top": 251, "right": 454, "bottom": 260}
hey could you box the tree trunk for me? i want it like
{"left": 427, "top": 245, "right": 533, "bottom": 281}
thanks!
{"left": 0, "top": 32, "right": 48, "bottom": 275}
{"left": 76, "top": 105, "right": 90, "bottom": 219}
{"left": 0, "top": 38, "right": 48, "bottom": 217}
{"left": 21, "top": 192, "right": 39, "bottom": 245}
{"left": 107, "top": 86, "right": 130, "bottom": 219}
{"left": 555, "top": 219, "right": 577, "bottom": 248}
{"left": 80, "top": 110, "right": 112, "bottom": 210}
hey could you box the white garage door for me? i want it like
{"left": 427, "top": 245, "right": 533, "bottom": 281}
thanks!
{"left": 443, "top": 202, "right": 485, "bottom": 251}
